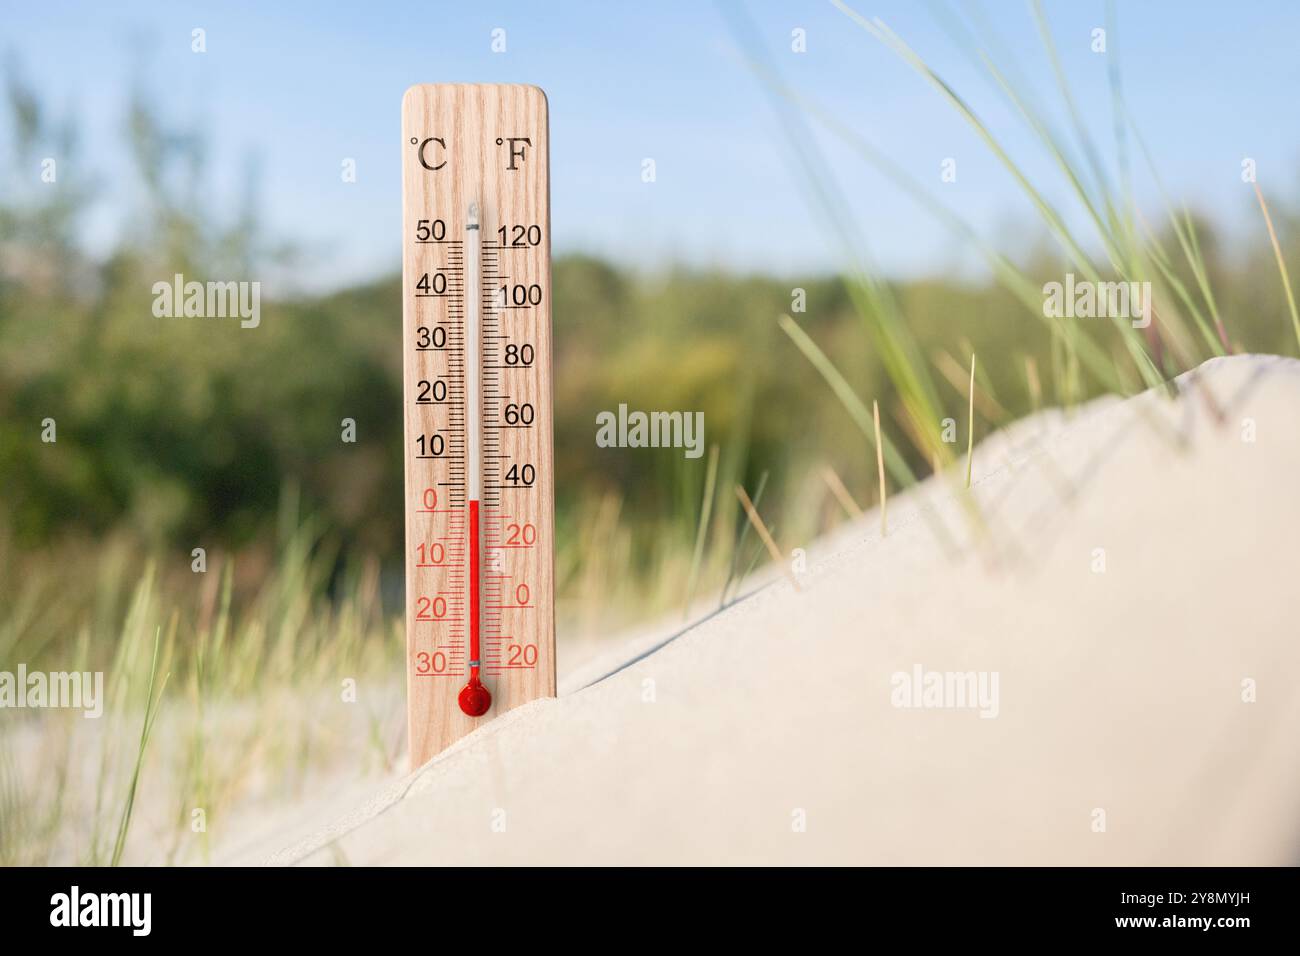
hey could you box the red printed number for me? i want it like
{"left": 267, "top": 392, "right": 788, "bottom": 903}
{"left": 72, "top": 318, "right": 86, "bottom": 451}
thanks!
{"left": 415, "top": 596, "right": 446, "bottom": 621}
{"left": 506, "top": 523, "right": 536, "bottom": 546}
{"left": 416, "top": 651, "right": 447, "bottom": 674}
{"left": 508, "top": 643, "right": 538, "bottom": 666}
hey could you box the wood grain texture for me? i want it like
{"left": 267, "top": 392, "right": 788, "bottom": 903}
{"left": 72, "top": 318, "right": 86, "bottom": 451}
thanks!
{"left": 401, "top": 85, "right": 555, "bottom": 767}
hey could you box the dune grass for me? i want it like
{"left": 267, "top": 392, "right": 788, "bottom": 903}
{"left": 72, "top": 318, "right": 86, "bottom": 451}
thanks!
{"left": 683, "top": 445, "right": 720, "bottom": 619}
{"left": 735, "top": 484, "right": 799, "bottom": 591}
{"left": 0, "top": 490, "right": 405, "bottom": 865}
{"left": 109, "top": 627, "right": 168, "bottom": 867}
{"left": 965, "top": 354, "right": 976, "bottom": 490}
{"left": 822, "top": 465, "right": 863, "bottom": 520}
{"left": 1254, "top": 182, "right": 1300, "bottom": 350}
{"left": 736, "top": 0, "right": 1299, "bottom": 559}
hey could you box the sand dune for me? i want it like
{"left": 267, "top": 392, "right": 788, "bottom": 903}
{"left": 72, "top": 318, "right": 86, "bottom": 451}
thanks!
{"left": 253, "top": 354, "right": 1300, "bottom": 866}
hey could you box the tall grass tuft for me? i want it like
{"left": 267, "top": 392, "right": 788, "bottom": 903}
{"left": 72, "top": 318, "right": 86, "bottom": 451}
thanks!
{"left": 110, "top": 627, "right": 170, "bottom": 866}
{"left": 965, "top": 354, "right": 976, "bottom": 490}
{"left": 1254, "top": 182, "right": 1300, "bottom": 350}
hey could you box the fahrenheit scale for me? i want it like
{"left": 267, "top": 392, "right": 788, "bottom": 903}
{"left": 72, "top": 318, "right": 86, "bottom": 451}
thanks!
{"left": 401, "top": 85, "right": 556, "bottom": 767}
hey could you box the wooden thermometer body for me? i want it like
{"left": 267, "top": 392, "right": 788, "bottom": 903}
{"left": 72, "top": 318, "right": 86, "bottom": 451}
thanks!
{"left": 401, "top": 84, "right": 555, "bottom": 767}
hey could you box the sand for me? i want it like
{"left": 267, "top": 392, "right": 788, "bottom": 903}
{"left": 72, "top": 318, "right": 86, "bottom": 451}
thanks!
{"left": 246, "top": 354, "right": 1300, "bottom": 866}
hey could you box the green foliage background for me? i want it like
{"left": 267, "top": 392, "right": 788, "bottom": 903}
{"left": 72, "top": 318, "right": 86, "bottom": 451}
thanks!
{"left": 1, "top": 77, "right": 1297, "bottom": 588}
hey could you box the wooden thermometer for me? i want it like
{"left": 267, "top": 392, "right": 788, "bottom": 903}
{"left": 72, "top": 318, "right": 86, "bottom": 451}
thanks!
{"left": 401, "top": 84, "right": 555, "bottom": 767}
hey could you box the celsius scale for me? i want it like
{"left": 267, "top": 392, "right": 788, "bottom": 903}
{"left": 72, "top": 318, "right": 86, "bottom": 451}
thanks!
{"left": 401, "top": 84, "right": 555, "bottom": 767}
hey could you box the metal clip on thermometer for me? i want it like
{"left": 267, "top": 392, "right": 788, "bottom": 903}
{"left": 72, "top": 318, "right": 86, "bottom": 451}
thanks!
{"left": 401, "top": 85, "right": 556, "bottom": 767}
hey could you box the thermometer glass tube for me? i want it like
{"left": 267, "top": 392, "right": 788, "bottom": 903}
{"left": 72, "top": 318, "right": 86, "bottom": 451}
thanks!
{"left": 458, "top": 202, "right": 490, "bottom": 718}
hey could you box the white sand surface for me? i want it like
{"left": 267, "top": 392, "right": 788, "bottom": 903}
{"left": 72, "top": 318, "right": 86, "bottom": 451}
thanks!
{"left": 249, "top": 354, "right": 1300, "bottom": 866}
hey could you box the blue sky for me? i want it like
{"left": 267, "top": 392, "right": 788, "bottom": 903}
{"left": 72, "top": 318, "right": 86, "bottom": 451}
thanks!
{"left": 4, "top": 1, "right": 1299, "bottom": 290}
